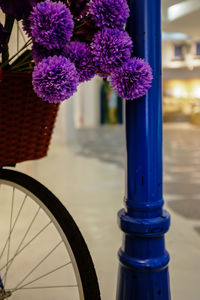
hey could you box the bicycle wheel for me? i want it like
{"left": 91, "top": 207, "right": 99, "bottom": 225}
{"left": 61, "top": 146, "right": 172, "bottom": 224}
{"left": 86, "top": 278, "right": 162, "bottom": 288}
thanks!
{"left": 0, "top": 168, "right": 100, "bottom": 300}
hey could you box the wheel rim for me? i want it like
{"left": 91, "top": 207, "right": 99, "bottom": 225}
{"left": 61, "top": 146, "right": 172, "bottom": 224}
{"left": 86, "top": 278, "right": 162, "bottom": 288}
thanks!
{"left": 0, "top": 179, "right": 84, "bottom": 300}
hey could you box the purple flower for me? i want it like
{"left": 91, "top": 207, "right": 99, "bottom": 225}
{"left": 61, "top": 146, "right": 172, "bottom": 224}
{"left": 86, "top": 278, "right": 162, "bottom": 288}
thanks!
{"left": 32, "top": 55, "right": 79, "bottom": 103}
{"left": 91, "top": 28, "right": 133, "bottom": 74}
{"left": 64, "top": 41, "right": 95, "bottom": 82}
{"left": 89, "top": 0, "right": 129, "bottom": 29}
{"left": 22, "top": 17, "right": 32, "bottom": 38}
{"left": 110, "top": 58, "right": 153, "bottom": 100}
{"left": 0, "top": 22, "right": 7, "bottom": 53}
{"left": 30, "top": 0, "right": 74, "bottom": 50}
{"left": 32, "top": 43, "right": 64, "bottom": 64}
{"left": 0, "top": 0, "right": 37, "bottom": 20}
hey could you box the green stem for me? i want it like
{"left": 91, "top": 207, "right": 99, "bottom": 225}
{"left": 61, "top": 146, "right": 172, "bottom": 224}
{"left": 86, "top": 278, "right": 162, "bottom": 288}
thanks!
{"left": 11, "top": 60, "right": 32, "bottom": 71}
{"left": 74, "top": 22, "right": 87, "bottom": 31}
{"left": 11, "top": 50, "right": 32, "bottom": 68}
{"left": 1, "top": 39, "right": 32, "bottom": 69}
{"left": 2, "top": 14, "right": 15, "bottom": 67}
{"left": 14, "top": 67, "right": 33, "bottom": 72}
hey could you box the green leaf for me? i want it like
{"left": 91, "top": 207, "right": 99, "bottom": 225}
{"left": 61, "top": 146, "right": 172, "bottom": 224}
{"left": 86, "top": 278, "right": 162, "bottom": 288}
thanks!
{"left": 10, "top": 50, "right": 32, "bottom": 68}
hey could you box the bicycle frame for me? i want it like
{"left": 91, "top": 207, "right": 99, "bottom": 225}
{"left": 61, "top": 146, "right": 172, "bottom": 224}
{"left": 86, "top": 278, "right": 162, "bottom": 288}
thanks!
{"left": 117, "top": 0, "right": 171, "bottom": 299}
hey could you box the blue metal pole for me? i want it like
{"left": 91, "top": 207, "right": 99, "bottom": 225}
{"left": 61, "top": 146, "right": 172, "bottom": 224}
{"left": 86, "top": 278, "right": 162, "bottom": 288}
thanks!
{"left": 116, "top": 0, "right": 171, "bottom": 299}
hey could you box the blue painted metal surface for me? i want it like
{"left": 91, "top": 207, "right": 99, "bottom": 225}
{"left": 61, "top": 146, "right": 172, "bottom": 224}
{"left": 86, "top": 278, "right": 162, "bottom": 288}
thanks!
{"left": 116, "top": 0, "right": 171, "bottom": 299}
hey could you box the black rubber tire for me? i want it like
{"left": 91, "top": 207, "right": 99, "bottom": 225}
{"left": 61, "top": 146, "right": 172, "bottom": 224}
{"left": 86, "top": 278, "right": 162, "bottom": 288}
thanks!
{"left": 0, "top": 168, "right": 101, "bottom": 300}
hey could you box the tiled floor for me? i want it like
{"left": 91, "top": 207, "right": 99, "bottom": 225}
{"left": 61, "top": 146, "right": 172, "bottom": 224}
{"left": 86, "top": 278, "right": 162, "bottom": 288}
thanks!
{"left": 3, "top": 123, "right": 200, "bottom": 299}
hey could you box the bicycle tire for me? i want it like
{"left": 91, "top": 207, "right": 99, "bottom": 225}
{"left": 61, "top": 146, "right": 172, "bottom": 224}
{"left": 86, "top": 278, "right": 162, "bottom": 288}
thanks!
{"left": 0, "top": 168, "right": 101, "bottom": 300}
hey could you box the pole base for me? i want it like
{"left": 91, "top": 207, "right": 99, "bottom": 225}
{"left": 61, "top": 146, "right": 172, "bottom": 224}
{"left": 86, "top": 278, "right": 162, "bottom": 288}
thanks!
{"left": 116, "top": 263, "right": 171, "bottom": 300}
{"left": 116, "top": 208, "right": 171, "bottom": 300}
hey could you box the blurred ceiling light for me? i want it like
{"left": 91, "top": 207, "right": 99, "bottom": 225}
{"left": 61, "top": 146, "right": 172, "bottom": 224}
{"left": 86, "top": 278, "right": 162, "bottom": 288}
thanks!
{"left": 173, "top": 86, "right": 188, "bottom": 98}
{"left": 162, "top": 32, "right": 189, "bottom": 41}
{"left": 167, "top": 0, "right": 200, "bottom": 22}
{"left": 173, "top": 87, "right": 183, "bottom": 98}
{"left": 192, "top": 87, "right": 200, "bottom": 99}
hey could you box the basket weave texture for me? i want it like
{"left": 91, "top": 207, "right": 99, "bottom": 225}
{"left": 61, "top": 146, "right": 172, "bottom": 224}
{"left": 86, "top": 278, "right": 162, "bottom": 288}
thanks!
{"left": 0, "top": 71, "right": 59, "bottom": 166}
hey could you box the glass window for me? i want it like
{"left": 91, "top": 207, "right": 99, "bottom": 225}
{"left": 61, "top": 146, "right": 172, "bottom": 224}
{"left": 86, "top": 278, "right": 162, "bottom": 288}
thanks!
{"left": 174, "top": 45, "right": 183, "bottom": 58}
{"left": 196, "top": 42, "right": 200, "bottom": 56}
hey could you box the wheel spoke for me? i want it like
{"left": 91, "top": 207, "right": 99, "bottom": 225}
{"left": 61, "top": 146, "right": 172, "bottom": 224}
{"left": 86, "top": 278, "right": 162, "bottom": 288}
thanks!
{"left": 3, "top": 187, "right": 15, "bottom": 287}
{"left": 9, "top": 284, "right": 77, "bottom": 290}
{"left": 0, "top": 194, "right": 27, "bottom": 261}
{"left": 13, "top": 240, "right": 63, "bottom": 290}
{"left": 0, "top": 218, "right": 52, "bottom": 275}
{"left": 1, "top": 206, "right": 41, "bottom": 278}
{"left": 12, "top": 262, "right": 72, "bottom": 292}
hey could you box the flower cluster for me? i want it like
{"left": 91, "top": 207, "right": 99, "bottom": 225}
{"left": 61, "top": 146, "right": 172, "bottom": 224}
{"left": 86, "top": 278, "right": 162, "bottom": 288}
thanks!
{"left": 30, "top": 1, "right": 74, "bottom": 50}
{"left": 0, "top": 0, "right": 153, "bottom": 103}
{"left": 28, "top": 0, "right": 98, "bottom": 102}
{"left": 110, "top": 58, "right": 153, "bottom": 100}
{"left": 88, "top": 0, "right": 153, "bottom": 99}
{"left": 91, "top": 28, "right": 133, "bottom": 74}
{"left": 89, "top": 0, "right": 130, "bottom": 29}
{"left": 64, "top": 41, "right": 95, "bottom": 83}
{"left": 33, "top": 55, "right": 78, "bottom": 102}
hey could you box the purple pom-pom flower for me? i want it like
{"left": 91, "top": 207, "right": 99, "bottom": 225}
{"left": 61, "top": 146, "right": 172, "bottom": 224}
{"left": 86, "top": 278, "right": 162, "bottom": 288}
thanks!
{"left": 89, "top": 0, "right": 129, "bottom": 29}
{"left": 0, "top": 22, "right": 7, "bottom": 53}
{"left": 30, "top": 0, "right": 74, "bottom": 50}
{"left": 110, "top": 58, "right": 153, "bottom": 100}
{"left": 32, "top": 55, "right": 79, "bottom": 103}
{"left": 64, "top": 41, "right": 95, "bottom": 83}
{"left": 91, "top": 28, "right": 133, "bottom": 74}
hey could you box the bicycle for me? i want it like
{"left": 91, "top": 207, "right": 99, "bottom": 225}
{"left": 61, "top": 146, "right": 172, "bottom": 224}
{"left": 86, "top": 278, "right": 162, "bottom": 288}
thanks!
{"left": 0, "top": 166, "right": 101, "bottom": 300}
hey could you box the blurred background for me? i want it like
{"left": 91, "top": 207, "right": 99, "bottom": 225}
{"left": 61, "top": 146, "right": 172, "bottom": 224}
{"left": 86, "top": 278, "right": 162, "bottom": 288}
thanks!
{"left": 1, "top": 0, "right": 200, "bottom": 299}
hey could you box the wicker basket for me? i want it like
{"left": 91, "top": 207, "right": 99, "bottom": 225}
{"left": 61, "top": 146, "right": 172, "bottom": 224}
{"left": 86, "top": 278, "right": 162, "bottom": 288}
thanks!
{"left": 0, "top": 71, "right": 59, "bottom": 166}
